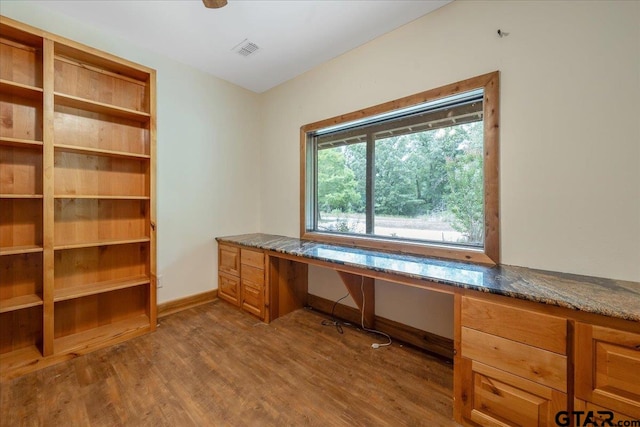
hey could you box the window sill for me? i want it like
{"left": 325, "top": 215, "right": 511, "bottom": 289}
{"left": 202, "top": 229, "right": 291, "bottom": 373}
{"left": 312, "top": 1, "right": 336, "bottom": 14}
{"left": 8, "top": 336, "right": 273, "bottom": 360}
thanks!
{"left": 301, "top": 231, "right": 497, "bottom": 266}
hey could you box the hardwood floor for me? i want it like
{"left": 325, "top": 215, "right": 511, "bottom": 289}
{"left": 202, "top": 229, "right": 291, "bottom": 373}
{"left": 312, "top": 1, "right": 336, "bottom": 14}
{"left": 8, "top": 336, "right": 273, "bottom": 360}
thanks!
{"left": 1, "top": 301, "right": 458, "bottom": 426}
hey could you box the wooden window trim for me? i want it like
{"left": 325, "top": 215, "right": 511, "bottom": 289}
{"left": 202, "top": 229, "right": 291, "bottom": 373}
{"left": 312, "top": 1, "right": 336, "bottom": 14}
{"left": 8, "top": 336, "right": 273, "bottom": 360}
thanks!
{"left": 300, "top": 71, "right": 500, "bottom": 265}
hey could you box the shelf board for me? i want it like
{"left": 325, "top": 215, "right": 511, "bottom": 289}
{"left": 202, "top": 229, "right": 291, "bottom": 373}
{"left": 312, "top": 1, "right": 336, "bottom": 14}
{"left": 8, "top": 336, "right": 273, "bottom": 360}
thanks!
{"left": 54, "top": 92, "right": 151, "bottom": 122}
{"left": 54, "top": 44, "right": 150, "bottom": 82}
{"left": 0, "top": 294, "right": 43, "bottom": 314}
{"left": 54, "top": 194, "right": 150, "bottom": 200}
{"left": 0, "top": 194, "right": 43, "bottom": 199}
{"left": 0, "top": 26, "right": 43, "bottom": 49}
{"left": 0, "top": 136, "right": 44, "bottom": 148}
{"left": 54, "top": 144, "right": 150, "bottom": 160}
{"left": 54, "top": 237, "right": 150, "bottom": 251}
{"left": 0, "top": 345, "right": 42, "bottom": 376}
{"left": 55, "top": 54, "right": 148, "bottom": 87}
{"left": 54, "top": 314, "right": 150, "bottom": 355}
{"left": 0, "top": 79, "right": 43, "bottom": 99}
{"left": 0, "top": 245, "right": 43, "bottom": 256}
{"left": 55, "top": 276, "right": 150, "bottom": 302}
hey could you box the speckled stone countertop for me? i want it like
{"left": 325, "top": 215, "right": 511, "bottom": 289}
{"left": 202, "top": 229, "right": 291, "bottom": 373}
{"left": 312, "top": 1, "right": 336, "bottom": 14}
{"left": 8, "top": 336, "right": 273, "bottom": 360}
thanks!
{"left": 216, "top": 233, "right": 640, "bottom": 322}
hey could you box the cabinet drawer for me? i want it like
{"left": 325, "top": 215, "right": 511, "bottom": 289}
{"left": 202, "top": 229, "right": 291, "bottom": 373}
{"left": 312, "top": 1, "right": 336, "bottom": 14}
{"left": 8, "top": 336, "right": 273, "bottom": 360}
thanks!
{"left": 241, "top": 280, "right": 264, "bottom": 319}
{"left": 574, "top": 399, "right": 638, "bottom": 425}
{"left": 241, "top": 264, "right": 264, "bottom": 285}
{"left": 461, "top": 358, "right": 566, "bottom": 427}
{"left": 241, "top": 248, "right": 264, "bottom": 269}
{"left": 575, "top": 323, "right": 640, "bottom": 418}
{"left": 462, "top": 296, "right": 567, "bottom": 354}
{"left": 218, "top": 272, "right": 240, "bottom": 306}
{"left": 462, "top": 327, "right": 567, "bottom": 392}
{"left": 218, "top": 244, "right": 239, "bottom": 276}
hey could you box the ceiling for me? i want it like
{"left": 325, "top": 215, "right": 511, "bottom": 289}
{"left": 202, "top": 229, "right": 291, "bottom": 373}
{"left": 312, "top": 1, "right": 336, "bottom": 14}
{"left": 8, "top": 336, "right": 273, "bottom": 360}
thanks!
{"left": 30, "top": 0, "right": 451, "bottom": 93}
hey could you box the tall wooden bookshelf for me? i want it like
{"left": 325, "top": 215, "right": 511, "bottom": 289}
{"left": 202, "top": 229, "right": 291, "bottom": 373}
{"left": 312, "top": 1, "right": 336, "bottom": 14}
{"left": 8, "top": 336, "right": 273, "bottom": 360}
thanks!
{"left": 0, "top": 16, "right": 156, "bottom": 380}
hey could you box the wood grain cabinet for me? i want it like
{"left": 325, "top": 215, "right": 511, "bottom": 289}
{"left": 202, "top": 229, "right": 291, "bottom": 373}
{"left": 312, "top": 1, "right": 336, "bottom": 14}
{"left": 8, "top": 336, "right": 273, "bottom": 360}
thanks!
{"left": 460, "top": 297, "right": 568, "bottom": 426}
{"left": 240, "top": 248, "right": 265, "bottom": 319}
{"left": 575, "top": 323, "right": 640, "bottom": 419}
{"left": 217, "top": 244, "right": 267, "bottom": 321}
{"left": 0, "top": 16, "right": 156, "bottom": 379}
{"left": 218, "top": 243, "right": 240, "bottom": 305}
{"left": 0, "top": 20, "right": 45, "bottom": 375}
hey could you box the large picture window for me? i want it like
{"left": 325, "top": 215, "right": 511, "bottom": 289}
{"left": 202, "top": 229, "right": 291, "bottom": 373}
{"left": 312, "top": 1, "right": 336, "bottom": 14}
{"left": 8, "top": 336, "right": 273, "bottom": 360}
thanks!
{"left": 301, "top": 72, "right": 499, "bottom": 264}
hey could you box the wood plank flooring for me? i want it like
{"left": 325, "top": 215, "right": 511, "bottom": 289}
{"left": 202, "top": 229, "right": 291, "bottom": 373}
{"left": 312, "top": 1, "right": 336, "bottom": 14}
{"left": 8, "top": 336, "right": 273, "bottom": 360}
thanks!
{"left": 0, "top": 300, "right": 458, "bottom": 426}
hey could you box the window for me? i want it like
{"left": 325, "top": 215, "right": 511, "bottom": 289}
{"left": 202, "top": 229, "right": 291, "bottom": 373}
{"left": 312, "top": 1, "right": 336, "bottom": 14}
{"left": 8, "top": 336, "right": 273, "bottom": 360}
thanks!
{"left": 301, "top": 72, "right": 499, "bottom": 264}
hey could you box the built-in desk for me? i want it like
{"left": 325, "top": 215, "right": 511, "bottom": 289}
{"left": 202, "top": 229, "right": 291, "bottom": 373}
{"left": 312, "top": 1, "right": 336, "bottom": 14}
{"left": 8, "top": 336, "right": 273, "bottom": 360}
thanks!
{"left": 216, "top": 233, "right": 640, "bottom": 425}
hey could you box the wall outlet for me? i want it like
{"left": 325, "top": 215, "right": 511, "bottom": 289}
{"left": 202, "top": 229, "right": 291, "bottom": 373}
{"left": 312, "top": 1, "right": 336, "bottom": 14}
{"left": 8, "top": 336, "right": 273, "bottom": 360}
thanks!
{"left": 157, "top": 274, "right": 163, "bottom": 288}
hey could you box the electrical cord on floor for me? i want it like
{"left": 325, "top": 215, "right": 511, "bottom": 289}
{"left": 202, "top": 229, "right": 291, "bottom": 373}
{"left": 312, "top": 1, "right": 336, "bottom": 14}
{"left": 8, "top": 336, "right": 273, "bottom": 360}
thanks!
{"left": 360, "top": 276, "right": 392, "bottom": 349}
{"left": 321, "top": 292, "right": 351, "bottom": 334}
{"left": 319, "top": 279, "right": 391, "bottom": 349}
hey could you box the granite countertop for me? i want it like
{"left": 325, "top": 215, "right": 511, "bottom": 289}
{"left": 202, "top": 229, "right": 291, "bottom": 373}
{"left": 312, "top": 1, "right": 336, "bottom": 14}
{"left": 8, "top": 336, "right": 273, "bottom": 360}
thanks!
{"left": 216, "top": 233, "right": 640, "bottom": 323}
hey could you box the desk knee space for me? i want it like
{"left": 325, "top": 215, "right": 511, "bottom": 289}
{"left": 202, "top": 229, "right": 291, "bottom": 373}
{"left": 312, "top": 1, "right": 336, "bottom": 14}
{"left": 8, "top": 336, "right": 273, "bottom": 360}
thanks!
{"left": 337, "top": 271, "right": 375, "bottom": 329}
{"left": 268, "top": 256, "right": 308, "bottom": 322}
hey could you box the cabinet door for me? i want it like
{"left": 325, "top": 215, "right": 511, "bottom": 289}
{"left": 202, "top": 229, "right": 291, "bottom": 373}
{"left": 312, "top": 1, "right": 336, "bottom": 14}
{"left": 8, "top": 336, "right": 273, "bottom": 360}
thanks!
{"left": 240, "top": 254, "right": 265, "bottom": 319}
{"left": 575, "top": 323, "right": 640, "bottom": 418}
{"left": 218, "top": 272, "right": 240, "bottom": 306}
{"left": 461, "top": 358, "right": 567, "bottom": 427}
{"left": 218, "top": 244, "right": 239, "bottom": 276}
{"left": 241, "top": 280, "right": 264, "bottom": 320}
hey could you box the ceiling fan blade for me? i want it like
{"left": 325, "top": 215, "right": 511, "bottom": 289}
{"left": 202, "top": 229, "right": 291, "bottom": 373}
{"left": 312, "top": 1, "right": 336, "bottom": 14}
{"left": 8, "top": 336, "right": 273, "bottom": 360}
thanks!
{"left": 203, "top": 0, "right": 227, "bottom": 8}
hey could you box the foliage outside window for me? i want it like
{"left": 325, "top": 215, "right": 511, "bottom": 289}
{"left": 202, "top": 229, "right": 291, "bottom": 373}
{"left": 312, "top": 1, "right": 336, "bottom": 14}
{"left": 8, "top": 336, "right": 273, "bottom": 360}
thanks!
{"left": 301, "top": 72, "right": 499, "bottom": 264}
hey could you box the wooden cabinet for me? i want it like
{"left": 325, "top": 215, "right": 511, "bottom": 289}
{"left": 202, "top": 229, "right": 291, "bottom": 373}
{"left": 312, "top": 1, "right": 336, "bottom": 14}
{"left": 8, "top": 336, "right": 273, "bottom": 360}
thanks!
{"left": 217, "top": 243, "right": 266, "bottom": 320}
{"left": 575, "top": 323, "right": 640, "bottom": 419}
{"left": 0, "top": 16, "right": 156, "bottom": 379}
{"left": 460, "top": 297, "right": 568, "bottom": 426}
{"left": 460, "top": 358, "right": 566, "bottom": 426}
{"left": 0, "top": 18, "right": 46, "bottom": 377}
{"left": 218, "top": 244, "right": 240, "bottom": 305}
{"left": 574, "top": 399, "right": 638, "bottom": 425}
{"left": 240, "top": 248, "right": 265, "bottom": 319}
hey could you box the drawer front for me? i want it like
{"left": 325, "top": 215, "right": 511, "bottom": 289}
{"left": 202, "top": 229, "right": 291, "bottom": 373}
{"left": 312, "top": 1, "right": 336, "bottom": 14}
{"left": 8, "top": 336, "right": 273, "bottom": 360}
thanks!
{"left": 241, "top": 263, "right": 264, "bottom": 285}
{"left": 574, "top": 399, "right": 638, "bottom": 425}
{"left": 462, "top": 296, "right": 567, "bottom": 354}
{"left": 218, "top": 272, "right": 240, "bottom": 306}
{"left": 241, "top": 248, "right": 264, "bottom": 269}
{"left": 575, "top": 323, "right": 640, "bottom": 418}
{"left": 462, "top": 327, "right": 567, "bottom": 392}
{"left": 241, "top": 280, "right": 264, "bottom": 319}
{"left": 461, "top": 358, "right": 566, "bottom": 427}
{"left": 219, "top": 244, "right": 239, "bottom": 276}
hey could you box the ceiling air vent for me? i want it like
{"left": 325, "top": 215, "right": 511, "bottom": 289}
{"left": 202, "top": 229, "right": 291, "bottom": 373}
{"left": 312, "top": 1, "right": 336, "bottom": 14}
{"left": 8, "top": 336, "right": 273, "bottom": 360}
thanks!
{"left": 232, "top": 39, "right": 260, "bottom": 57}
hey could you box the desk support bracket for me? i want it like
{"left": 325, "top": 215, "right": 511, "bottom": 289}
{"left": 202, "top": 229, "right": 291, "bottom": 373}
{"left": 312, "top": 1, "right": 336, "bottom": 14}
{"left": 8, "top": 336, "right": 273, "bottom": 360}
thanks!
{"left": 337, "top": 271, "right": 375, "bottom": 329}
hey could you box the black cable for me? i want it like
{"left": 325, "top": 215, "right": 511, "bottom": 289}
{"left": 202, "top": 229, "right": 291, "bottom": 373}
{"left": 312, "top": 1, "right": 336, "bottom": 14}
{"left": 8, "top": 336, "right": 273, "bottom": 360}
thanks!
{"left": 320, "top": 292, "right": 350, "bottom": 334}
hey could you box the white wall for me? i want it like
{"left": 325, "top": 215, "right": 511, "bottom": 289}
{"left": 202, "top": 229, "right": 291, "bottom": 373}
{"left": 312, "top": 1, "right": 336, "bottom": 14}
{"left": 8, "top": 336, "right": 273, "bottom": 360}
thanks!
{"left": 261, "top": 1, "right": 640, "bottom": 338}
{"left": 1, "top": 3, "right": 262, "bottom": 304}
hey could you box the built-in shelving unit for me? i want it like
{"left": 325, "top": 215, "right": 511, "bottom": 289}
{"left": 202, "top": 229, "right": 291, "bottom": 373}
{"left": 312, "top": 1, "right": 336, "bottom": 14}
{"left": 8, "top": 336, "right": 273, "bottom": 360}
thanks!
{"left": 0, "top": 16, "right": 156, "bottom": 380}
{"left": 0, "top": 20, "right": 45, "bottom": 373}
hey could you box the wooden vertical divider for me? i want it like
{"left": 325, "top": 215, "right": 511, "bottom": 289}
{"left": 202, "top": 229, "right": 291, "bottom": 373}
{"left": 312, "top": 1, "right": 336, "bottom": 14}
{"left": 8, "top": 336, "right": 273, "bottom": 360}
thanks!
{"left": 452, "top": 292, "right": 463, "bottom": 424}
{"left": 42, "top": 38, "right": 54, "bottom": 356}
{"left": 148, "top": 71, "right": 157, "bottom": 330}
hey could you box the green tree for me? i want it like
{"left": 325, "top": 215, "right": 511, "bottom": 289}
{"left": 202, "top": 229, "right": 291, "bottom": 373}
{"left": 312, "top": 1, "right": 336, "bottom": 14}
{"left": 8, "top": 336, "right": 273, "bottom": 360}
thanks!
{"left": 374, "top": 135, "right": 426, "bottom": 217}
{"left": 317, "top": 148, "right": 361, "bottom": 213}
{"left": 413, "top": 129, "right": 459, "bottom": 213}
{"left": 444, "top": 123, "right": 484, "bottom": 243}
{"left": 343, "top": 143, "right": 366, "bottom": 213}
